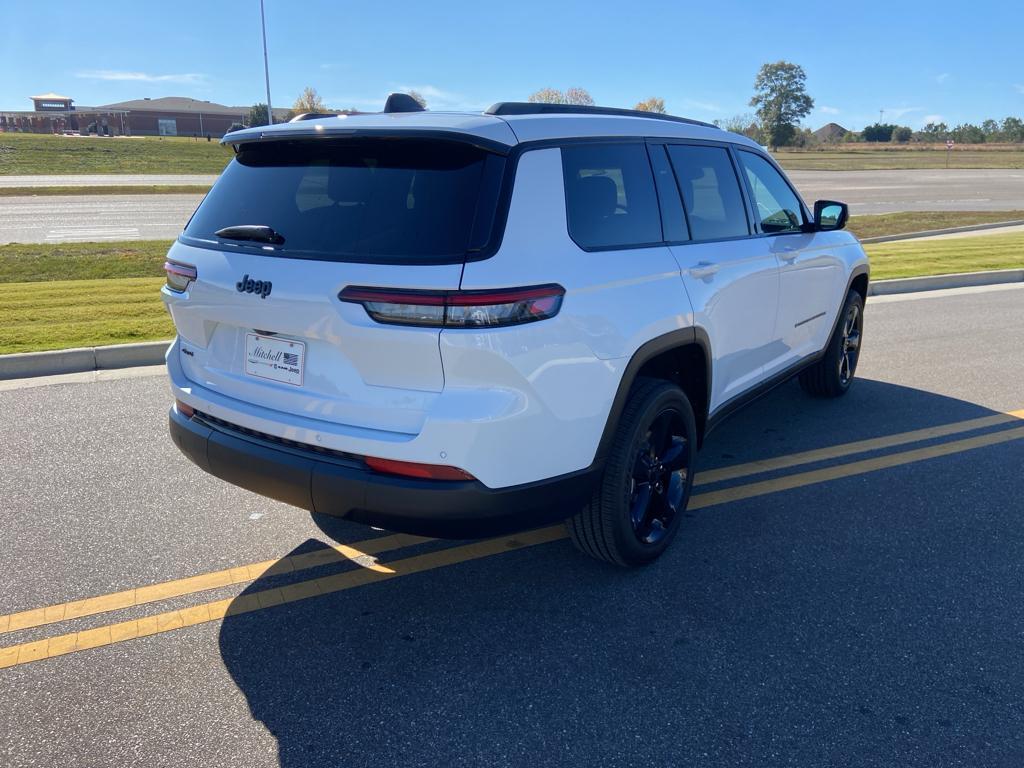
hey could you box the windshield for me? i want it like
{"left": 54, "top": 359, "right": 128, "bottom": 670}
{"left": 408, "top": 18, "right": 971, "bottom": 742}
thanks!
{"left": 182, "top": 138, "right": 506, "bottom": 263}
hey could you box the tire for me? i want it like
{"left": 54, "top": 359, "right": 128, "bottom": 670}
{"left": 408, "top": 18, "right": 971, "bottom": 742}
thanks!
{"left": 798, "top": 289, "right": 864, "bottom": 398}
{"left": 567, "top": 378, "right": 697, "bottom": 567}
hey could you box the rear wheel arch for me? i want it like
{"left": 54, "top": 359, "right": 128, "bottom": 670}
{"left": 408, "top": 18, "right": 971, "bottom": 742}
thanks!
{"left": 595, "top": 328, "right": 712, "bottom": 461}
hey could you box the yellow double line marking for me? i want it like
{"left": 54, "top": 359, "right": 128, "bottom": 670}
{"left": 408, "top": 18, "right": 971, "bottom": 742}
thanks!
{"left": 2, "top": 408, "right": 1022, "bottom": 670}
{"left": 690, "top": 422, "right": 1024, "bottom": 509}
{"left": 0, "top": 527, "right": 566, "bottom": 670}
{"left": 0, "top": 532, "right": 428, "bottom": 635}
{"left": 695, "top": 409, "right": 1024, "bottom": 486}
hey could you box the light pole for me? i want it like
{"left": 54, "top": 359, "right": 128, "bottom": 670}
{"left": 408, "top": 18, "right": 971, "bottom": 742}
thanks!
{"left": 260, "top": 0, "right": 273, "bottom": 125}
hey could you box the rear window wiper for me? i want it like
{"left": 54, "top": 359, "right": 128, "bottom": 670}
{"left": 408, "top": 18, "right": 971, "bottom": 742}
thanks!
{"left": 214, "top": 225, "right": 285, "bottom": 245}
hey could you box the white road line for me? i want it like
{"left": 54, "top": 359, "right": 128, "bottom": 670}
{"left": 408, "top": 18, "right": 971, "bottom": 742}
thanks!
{"left": 45, "top": 227, "right": 140, "bottom": 241}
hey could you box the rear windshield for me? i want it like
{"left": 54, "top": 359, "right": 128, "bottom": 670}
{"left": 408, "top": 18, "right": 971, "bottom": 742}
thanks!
{"left": 182, "top": 139, "right": 506, "bottom": 264}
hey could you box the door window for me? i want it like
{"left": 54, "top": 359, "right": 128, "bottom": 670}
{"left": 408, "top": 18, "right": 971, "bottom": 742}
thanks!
{"left": 738, "top": 151, "right": 805, "bottom": 234}
{"left": 561, "top": 143, "right": 662, "bottom": 249}
{"left": 666, "top": 145, "right": 749, "bottom": 241}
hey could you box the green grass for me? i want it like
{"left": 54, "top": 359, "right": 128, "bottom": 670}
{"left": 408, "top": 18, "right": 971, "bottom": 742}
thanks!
{"left": 864, "top": 232, "right": 1024, "bottom": 280}
{"left": 0, "top": 241, "right": 173, "bottom": 353}
{"left": 775, "top": 145, "right": 1024, "bottom": 170}
{"left": 0, "top": 133, "right": 231, "bottom": 175}
{"left": 0, "top": 185, "right": 210, "bottom": 196}
{"left": 0, "top": 241, "right": 171, "bottom": 283}
{"left": 848, "top": 211, "right": 1024, "bottom": 241}
{"left": 0, "top": 277, "right": 173, "bottom": 354}
{"left": 1, "top": 234, "right": 1021, "bottom": 354}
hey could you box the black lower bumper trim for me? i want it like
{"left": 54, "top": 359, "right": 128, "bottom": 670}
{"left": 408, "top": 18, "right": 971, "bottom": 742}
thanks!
{"left": 169, "top": 408, "right": 598, "bottom": 538}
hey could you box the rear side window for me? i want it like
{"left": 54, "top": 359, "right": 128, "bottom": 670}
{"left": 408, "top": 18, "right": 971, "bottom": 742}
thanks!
{"left": 666, "top": 145, "right": 749, "bottom": 241}
{"left": 561, "top": 143, "right": 662, "bottom": 250}
{"left": 737, "top": 151, "right": 805, "bottom": 233}
{"left": 183, "top": 139, "right": 505, "bottom": 263}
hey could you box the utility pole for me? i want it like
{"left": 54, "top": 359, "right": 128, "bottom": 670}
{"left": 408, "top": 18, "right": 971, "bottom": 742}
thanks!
{"left": 260, "top": 0, "right": 273, "bottom": 125}
{"left": 879, "top": 108, "right": 884, "bottom": 123}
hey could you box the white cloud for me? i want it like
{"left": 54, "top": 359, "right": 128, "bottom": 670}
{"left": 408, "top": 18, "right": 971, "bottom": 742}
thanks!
{"left": 681, "top": 98, "right": 722, "bottom": 113}
{"left": 75, "top": 70, "right": 207, "bottom": 84}
{"left": 818, "top": 105, "right": 840, "bottom": 115}
{"left": 935, "top": 73, "right": 950, "bottom": 84}
{"left": 921, "top": 114, "right": 944, "bottom": 125}
{"left": 1014, "top": 84, "right": 1024, "bottom": 95}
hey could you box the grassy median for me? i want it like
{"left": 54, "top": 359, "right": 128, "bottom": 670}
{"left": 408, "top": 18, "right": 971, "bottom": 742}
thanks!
{"left": 864, "top": 231, "right": 1024, "bottom": 280}
{"left": 1, "top": 233, "right": 1022, "bottom": 354}
{"left": 3, "top": 133, "right": 1024, "bottom": 175}
{"left": 0, "top": 278, "right": 172, "bottom": 354}
{"left": 774, "top": 145, "right": 1024, "bottom": 171}
{"left": 0, "top": 133, "right": 231, "bottom": 175}
{"left": 847, "top": 211, "right": 1024, "bottom": 241}
{"left": 0, "top": 185, "right": 211, "bottom": 196}
{"left": 0, "top": 241, "right": 173, "bottom": 354}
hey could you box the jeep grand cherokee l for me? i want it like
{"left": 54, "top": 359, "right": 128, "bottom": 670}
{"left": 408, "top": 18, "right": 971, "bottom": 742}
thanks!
{"left": 164, "top": 96, "right": 868, "bottom": 566}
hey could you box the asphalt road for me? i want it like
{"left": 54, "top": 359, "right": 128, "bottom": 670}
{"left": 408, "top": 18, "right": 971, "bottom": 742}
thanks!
{"left": 2, "top": 169, "right": 1024, "bottom": 243}
{"left": 0, "top": 174, "right": 218, "bottom": 188}
{"left": 0, "top": 193, "right": 205, "bottom": 244}
{"left": 2, "top": 284, "right": 1024, "bottom": 767}
{"left": 787, "top": 169, "right": 1024, "bottom": 215}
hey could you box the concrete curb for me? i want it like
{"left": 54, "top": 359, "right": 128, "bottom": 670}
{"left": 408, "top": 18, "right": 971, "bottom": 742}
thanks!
{"left": 860, "top": 220, "right": 1024, "bottom": 244}
{"left": 3, "top": 267, "right": 1024, "bottom": 379}
{"left": 0, "top": 341, "right": 170, "bottom": 381}
{"left": 869, "top": 268, "right": 1024, "bottom": 296}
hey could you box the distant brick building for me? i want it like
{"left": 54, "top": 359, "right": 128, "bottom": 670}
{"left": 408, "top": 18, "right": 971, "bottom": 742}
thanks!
{"left": 31, "top": 92, "right": 74, "bottom": 111}
{"left": 96, "top": 97, "right": 289, "bottom": 137}
{"left": 0, "top": 94, "right": 290, "bottom": 138}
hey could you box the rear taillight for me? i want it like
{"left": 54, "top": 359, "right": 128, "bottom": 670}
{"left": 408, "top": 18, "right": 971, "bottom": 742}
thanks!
{"left": 339, "top": 284, "right": 565, "bottom": 328}
{"left": 175, "top": 398, "right": 195, "bottom": 418}
{"left": 164, "top": 260, "right": 197, "bottom": 293}
{"left": 364, "top": 456, "right": 475, "bottom": 481}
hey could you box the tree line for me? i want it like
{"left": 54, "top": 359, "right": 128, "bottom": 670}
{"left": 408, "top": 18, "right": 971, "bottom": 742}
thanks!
{"left": 247, "top": 79, "right": 1023, "bottom": 148}
{"left": 859, "top": 119, "right": 1024, "bottom": 144}
{"left": 246, "top": 86, "right": 414, "bottom": 126}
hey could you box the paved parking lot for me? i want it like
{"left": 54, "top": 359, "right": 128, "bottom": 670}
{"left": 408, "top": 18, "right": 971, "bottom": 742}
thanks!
{"left": 2, "top": 284, "right": 1023, "bottom": 767}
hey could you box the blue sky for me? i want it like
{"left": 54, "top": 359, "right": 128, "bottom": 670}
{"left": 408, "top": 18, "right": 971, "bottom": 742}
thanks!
{"left": 2, "top": 0, "right": 1021, "bottom": 130}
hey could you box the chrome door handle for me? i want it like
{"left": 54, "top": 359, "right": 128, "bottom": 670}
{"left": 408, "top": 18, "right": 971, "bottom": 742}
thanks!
{"left": 690, "top": 261, "right": 720, "bottom": 278}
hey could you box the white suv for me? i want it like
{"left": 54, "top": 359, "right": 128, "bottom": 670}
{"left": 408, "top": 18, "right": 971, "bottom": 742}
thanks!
{"left": 164, "top": 96, "right": 868, "bottom": 566}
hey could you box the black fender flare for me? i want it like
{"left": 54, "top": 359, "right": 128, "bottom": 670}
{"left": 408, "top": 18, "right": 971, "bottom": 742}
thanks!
{"left": 593, "top": 326, "right": 713, "bottom": 464}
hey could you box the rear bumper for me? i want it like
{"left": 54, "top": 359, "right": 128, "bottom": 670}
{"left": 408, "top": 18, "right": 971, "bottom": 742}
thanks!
{"left": 169, "top": 406, "right": 598, "bottom": 538}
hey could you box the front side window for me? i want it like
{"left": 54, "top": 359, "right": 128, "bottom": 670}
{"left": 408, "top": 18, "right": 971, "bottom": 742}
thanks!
{"left": 666, "top": 145, "right": 749, "bottom": 241}
{"left": 738, "top": 151, "right": 805, "bottom": 234}
{"left": 183, "top": 139, "right": 504, "bottom": 263}
{"left": 561, "top": 143, "right": 662, "bottom": 249}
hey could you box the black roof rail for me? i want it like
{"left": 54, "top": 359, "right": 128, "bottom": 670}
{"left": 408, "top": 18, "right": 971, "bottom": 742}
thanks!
{"left": 485, "top": 102, "right": 719, "bottom": 129}
{"left": 289, "top": 112, "right": 340, "bottom": 122}
{"left": 383, "top": 93, "right": 425, "bottom": 113}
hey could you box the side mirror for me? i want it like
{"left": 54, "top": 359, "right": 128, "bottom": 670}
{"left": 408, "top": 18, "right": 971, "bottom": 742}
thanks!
{"left": 814, "top": 200, "right": 848, "bottom": 231}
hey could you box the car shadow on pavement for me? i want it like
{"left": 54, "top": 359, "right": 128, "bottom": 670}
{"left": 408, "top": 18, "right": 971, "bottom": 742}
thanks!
{"left": 218, "top": 379, "right": 1024, "bottom": 767}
